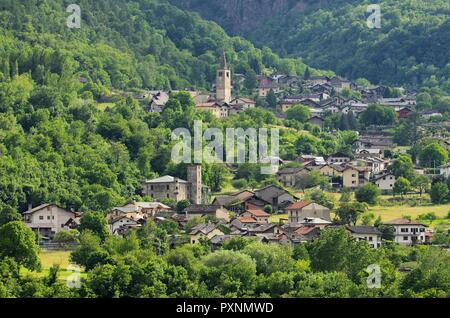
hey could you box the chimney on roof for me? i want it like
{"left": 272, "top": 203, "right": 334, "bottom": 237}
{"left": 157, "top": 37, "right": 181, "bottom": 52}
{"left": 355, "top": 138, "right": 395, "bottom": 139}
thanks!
{"left": 27, "top": 203, "right": 32, "bottom": 211}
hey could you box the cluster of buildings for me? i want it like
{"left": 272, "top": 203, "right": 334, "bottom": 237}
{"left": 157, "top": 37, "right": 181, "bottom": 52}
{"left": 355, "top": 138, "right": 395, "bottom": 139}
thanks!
{"left": 275, "top": 149, "right": 395, "bottom": 192}
{"left": 258, "top": 74, "right": 418, "bottom": 124}
{"left": 146, "top": 53, "right": 256, "bottom": 118}
{"left": 22, "top": 166, "right": 432, "bottom": 249}
{"left": 141, "top": 53, "right": 422, "bottom": 126}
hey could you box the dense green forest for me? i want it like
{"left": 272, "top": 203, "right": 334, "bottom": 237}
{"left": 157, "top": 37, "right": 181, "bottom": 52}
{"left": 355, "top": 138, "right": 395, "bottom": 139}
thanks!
{"left": 0, "top": 0, "right": 334, "bottom": 214}
{"left": 2, "top": 223, "right": 450, "bottom": 298}
{"left": 172, "top": 0, "right": 450, "bottom": 92}
{"left": 0, "top": 0, "right": 325, "bottom": 92}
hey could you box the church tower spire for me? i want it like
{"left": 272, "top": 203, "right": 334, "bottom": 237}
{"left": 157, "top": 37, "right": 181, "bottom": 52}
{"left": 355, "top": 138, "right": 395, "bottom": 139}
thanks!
{"left": 216, "top": 52, "right": 231, "bottom": 103}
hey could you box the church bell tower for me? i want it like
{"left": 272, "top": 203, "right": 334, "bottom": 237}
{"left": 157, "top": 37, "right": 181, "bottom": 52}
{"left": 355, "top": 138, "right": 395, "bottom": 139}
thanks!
{"left": 216, "top": 52, "right": 232, "bottom": 103}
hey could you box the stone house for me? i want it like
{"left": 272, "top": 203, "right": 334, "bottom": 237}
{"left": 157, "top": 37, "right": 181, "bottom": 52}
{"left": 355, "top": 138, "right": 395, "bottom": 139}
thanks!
{"left": 142, "top": 165, "right": 203, "bottom": 204}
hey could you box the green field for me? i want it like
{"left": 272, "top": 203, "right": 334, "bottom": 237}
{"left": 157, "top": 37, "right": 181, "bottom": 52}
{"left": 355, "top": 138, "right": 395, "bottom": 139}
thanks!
{"left": 21, "top": 250, "right": 86, "bottom": 281}
{"left": 271, "top": 203, "right": 450, "bottom": 229}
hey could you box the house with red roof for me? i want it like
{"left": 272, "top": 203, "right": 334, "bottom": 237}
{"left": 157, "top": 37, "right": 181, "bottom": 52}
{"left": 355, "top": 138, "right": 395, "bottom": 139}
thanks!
{"left": 285, "top": 201, "right": 331, "bottom": 223}
{"left": 241, "top": 205, "right": 271, "bottom": 223}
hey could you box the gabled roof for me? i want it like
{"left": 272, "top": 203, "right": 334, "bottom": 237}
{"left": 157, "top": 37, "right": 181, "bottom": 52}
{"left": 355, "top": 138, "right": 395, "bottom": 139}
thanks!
{"left": 277, "top": 166, "right": 308, "bottom": 175}
{"left": 237, "top": 217, "right": 258, "bottom": 224}
{"left": 294, "top": 226, "right": 319, "bottom": 236}
{"left": 23, "top": 203, "right": 76, "bottom": 215}
{"left": 384, "top": 218, "right": 427, "bottom": 226}
{"left": 245, "top": 209, "right": 271, "bottom": 218}
{"left": 185, "top": 204, "right": 222, "bottom": 214}
{"left": 190, "top": 223, "right": 219, "bottom": 235}
{"left": 286, "top": 201, "right": 312, "bottom": 210}
{"left": 347, "top": 226, "right": 382, "bottom": 235}
{"left": 144, "top": 175, "right": 188, "bottom": 184}
{"left": 249, "top": 223, "right": 276, "bottom": 233}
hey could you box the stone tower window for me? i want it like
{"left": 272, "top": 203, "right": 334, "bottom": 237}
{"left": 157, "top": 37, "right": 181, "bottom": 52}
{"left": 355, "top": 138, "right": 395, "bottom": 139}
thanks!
{"left": 219, "top": 72, "right": 223, "bottom": 77}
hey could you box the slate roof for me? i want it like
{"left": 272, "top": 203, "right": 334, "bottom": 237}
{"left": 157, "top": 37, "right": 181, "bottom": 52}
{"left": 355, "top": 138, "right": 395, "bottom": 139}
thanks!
{"left": 384, "top": 218, "right": 427, "bottom": 226}
{"left": 190, "top": 223, "right": 218, "bottom": 235}
{"left": 185, "top": 204, "right": 222, "bottom": 214}
{"left": 347, "top": 226, "right": 382, "bottom": 235}
{"left": 144, "top": 175, "right": 188, "bottom": 183}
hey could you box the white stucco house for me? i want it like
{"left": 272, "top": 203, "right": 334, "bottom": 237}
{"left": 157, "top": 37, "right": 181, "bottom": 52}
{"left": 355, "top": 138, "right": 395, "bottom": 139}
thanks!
{"left": 347, "top": 226, "right": 382, "bottom": 249}
{"left": 383, "top": 218, "right": 427, "bottom": 246}
{"left": 373, "top": 173, "right": 396, "bottom": 193}
{"left": 23, "top": 204, "right": 79, "bottom": 239}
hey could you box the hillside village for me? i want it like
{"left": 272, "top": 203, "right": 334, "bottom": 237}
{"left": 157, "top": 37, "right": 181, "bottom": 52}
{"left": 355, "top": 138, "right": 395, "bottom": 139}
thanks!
{"left": 21, "top": 54, "right": 450, "bottom": 251}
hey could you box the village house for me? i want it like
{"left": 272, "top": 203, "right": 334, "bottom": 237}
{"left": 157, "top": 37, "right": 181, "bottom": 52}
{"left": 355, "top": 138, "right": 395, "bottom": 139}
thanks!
{"left": 440, "top": 163, "right": 450, "bottom": 178}
{"left": 384, "top": 218, "right": 427, "bottom": 246}
{"left": 184, "top": 204, "right": 230, "bottom": 222}
{"left": 248, "top": 223, "right": 282, "bottom": 239}
{"left": 230, "top": 97, "right": 256, "bottom": 109}
{"left": 373, "top": 173, "right": 397, "bottom": 194}
{"left": 308, "top": 76, "right": 331, "bottom": 86}
{"left": 291, "top": 226, "right": 321, "bottom": 242}
{"left": 240, "top": 207, "right": 271, "bottom": 223}
{"left": 276, "top": 166, "right": 309, "bottom": 187}
{"left": 196, "top": 102, "right": 230, "bottom": 118}
{"left": 286, "top": 201, "right": 331, "bottom": 223}
{"left": 142, "top": 165, "right": 203, "bottom": 204}
{"left": 327, "top": 152, "right": 352, "bottom": 164}
{"left": 309, "top": 116, "right": 324, "bottom": 128}
{"left": 347, "top": 226, "right": 382, "bottom": 249}
{"left": 23, "top": 204, "right": 80, "bottom": 240}
{"left": 109, "top": 215, "right": 143, "bottom": 235}
{"left": 257, "top": 76, "right": 281, "bottom": 97}
{"left": 253, "top": 185, "right": 296, "bottom": 211}
{"left": 330, "top": 76, "right": 356, "bottom": 92}
{"left": 396, "top": 107, "right": 413, "bottom": 120}
{"left": 319, "top": 164, "right": 345, "bottom": 178}
{"left": 190, "top": 223, "right": 224, "bottom": 244}
{"left": 342, "top": 166, "right": 371, "bottom": 188}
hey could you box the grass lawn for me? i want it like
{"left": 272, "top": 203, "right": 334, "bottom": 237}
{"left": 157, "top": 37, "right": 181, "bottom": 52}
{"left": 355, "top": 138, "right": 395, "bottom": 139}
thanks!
{"left": 368, "top": 204, "right": 450, "bottom": 221}
{"left": 20, "top": 250, "right": 86, "bottom": 281}
{"left": 271, "top": 203, "right": 450, "bottom": 229}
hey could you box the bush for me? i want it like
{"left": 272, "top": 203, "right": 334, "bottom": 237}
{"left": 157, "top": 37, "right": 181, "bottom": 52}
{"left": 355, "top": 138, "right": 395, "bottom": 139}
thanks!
{"left": 232, "top": 179, "right": 248, "bottom": 189}
{"left": 430, "top": 182, "right": 449, "bottom": 204}
{"left": 355, "top": 184, "right": 381, "bottom": 205}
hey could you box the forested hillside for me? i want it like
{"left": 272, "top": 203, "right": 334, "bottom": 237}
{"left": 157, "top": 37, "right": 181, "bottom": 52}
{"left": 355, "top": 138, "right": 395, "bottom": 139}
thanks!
{"left": 0, "top": 0, "right": 330, "bottom": 214}
{"left": 171, "top": 0, "right": 450, "bottom": 91}
{"left": 0, "top": 0, "right": 321, "bottom": 92}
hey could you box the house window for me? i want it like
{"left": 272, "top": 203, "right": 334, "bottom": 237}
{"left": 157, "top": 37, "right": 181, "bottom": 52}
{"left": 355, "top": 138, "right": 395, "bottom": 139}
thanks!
{"left": 219, "top": 72, "right": 223, "bottom": 77}
{"left": 47, "top": 216, "right": 51, "bottom": 220}
{"left": 166, "top": 194, "right": 169, "bottom": 198}
{"left": 151, "top": 185, "right": 154, "bottom": 191}
{"left": 61, "top": 224, "right": 64, "bottom": 228}
{"left": 369, "top": 237, "right": 373, "bottom": 241}
{"left": 401, "top": 228, "right": 408, "bottom": 233}
{"left": 403, "top": 236, "right": 408, "bottom": 241}
{"left": 39, "top": 216, "right": 44, "bottom": 220}
{"left": 166, "top": 185, "right": 170, "bottom": 190}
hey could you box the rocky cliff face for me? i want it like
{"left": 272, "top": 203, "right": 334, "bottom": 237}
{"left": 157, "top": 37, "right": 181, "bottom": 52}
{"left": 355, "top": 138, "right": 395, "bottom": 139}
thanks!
{"left": 169, "top": 0, "right": 329, "bottom": 35}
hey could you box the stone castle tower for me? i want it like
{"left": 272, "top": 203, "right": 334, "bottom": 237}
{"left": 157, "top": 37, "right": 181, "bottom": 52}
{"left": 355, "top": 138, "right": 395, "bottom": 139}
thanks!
{"left": 187, "top": 164, "right": 202, "bottom": 204}
{"left": 216, "top": 52, "right": 232, "bottom": 103}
